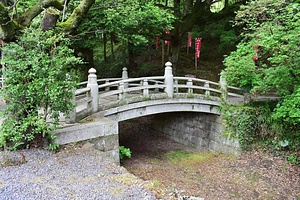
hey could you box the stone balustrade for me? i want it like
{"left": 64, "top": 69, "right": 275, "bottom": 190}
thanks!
{"left": 66, "top": 61, "right": 244, "bottom": 123}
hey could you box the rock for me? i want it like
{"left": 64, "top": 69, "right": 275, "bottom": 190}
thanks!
{"left": 82, "top": 142, "right": 95, "bottom": 150}
{"left": 181, "top": 196, "right": 204, "bottom": 200}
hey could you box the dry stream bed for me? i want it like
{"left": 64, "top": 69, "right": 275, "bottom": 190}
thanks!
{"left": 120, "top": 118, "right": 300, "bottom": 200}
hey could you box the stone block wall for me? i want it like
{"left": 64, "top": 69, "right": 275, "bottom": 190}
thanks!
{"left": 54, "top": 117, "right": 120, "bottom": 163}
{"left": 151, "top": 112, "right": 241, "bottom": 156}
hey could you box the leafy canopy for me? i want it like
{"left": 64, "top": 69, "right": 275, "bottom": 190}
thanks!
{"left": 82, "top": 0, "right": 175, "bottom": 45}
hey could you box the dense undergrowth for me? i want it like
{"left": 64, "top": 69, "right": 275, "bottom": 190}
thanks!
{"left": 222, "top": 101, "right": 299, "bottom": 165}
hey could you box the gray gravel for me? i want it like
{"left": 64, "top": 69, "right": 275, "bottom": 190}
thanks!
{"left": 0, "top": 146, "right": 157, "bottom": 200}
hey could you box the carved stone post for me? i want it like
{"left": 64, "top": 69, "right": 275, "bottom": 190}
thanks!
{"left": 174, "top": 79, "right": 178, "bottom": 93}
{"left": 105, "top": 80, "right": 110, "bottom": 91}
{"left": 118, "top": 81, "right": 124, "bottom": 100}
{"left": 143, "top": 78, "right": 149, "bottom": 97}
{"left": 87, "top": 68, "right": 99, "bottom": 112}
{"left": 187, "top": 78, "right": 193, "bottom": 94}
{"left": 164, "top": 61, "right": 174, "bottom": 98}
{"left": 122, "top": 67, "right": 128, "bottom": 89}
{"left": 220, "top": 76, "right": 227, "bottom": 101}
{"left": 204, "top": 81, "right": 210, "bottom": 96}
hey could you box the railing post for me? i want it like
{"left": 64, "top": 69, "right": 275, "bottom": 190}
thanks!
{"left": 174, "top": 79, "right": 178, "bottom": 93}
{"left": 204, "top": 81, "right": 210, "bottom": 96}
{"left": 118, "top": 81, "right": 125, "bottom": 100}
{"left": 105, "top": 80, "right": 110, "bottom": 91}
{"left": 87, "top": 68, "right": 99, "bottom": 112}
{"left": 220, "top": 76, "right": 227, "bottom": 101}
{"left": 122, "top": 67, "right": 128, "bottom": 89}
{"left": 187, "top": 78, "right": 193, "bottom": 94}
{"left": 143, "top": 78, "right": 149, "bottom": 97}
{"left": 164, "top": 61, "right": 174, "bottom": 98}
{"left": 154, "top": 82, "right": 159, "bottom": 93}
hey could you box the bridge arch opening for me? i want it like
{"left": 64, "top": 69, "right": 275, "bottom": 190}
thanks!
{"left": 118, "top": 112, "right": 240, "bottom": 161}
{"left": 119, "top": 115, "right": 197, "bottom": 163}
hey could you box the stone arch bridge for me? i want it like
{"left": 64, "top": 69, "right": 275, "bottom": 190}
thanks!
{"left": 54, "top": 62, "right": 244, "bottom": 163}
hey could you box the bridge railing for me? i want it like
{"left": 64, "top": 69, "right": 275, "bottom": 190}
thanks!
{"left": 97, "top": 76, "right": 166, "bottom": 97}
{"left": 77, "top": 78, "right": 122, "bottom": 89}
{"left": 67, "top": 62, "right": 244, "bottom": 123}
{"left": 173, "top": 77, "right": 221, "bottom": 96}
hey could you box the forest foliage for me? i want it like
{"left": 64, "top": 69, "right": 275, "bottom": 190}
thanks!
{"left": 222, "top": 0, "right": 299, "bottom": 162}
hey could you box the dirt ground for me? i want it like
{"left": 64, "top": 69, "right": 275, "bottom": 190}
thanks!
{"left": 119, "top": 117, "right": 300, "bottom": 200}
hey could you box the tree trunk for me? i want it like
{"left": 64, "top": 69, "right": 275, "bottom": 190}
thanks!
{"left": 103, "top": 33, "right": 107, "bottom": 63}
{"left": 162, "top": 40, "right": 165, "bottom": 67}
{"left": 110, "top": 33, "right": 116, "bottom": 60}
{"left": 58, "top": 0, "right": 95, "bottom": 32}
{"left": 18, "top": 0, "right": 63, "bottom": 27}
{"left": 170, "top": 34, "right": 183, "bottom": 73}
{"left": 0, "top": 0, "right": 10, "bottom": 6}
{"left": 80, "top": 47, "right": 94, "bottom": 66}
{"left": 128, "top": 42, "right": 136, "bottom": 71}
{"left": 41, "top": 8, "right": 60, "bottom": 31}
{"left": 0, "top": 2, "right": 17, "bottom": 41}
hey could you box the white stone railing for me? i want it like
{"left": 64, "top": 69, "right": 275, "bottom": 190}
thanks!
{"left": 67, "top": 62, "right": 244, "bottom": 123}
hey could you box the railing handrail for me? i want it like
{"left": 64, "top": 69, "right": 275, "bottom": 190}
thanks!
{"left": 174, "top": 76, "right": 220, "bottom": 87}
{"left": 77, "top": 78, "right": 123, "bottom": 87}
{"left": 175, "top": 84, "right": 222, "bottom": 94}
{"left": 227, "top": 85, "right": 244, "bottom": 91}
{"left": 75, "top": 87, "right": 91, "bottom": 96}
{"left": 97, "top": 76, "right": 165, "bottom": 89}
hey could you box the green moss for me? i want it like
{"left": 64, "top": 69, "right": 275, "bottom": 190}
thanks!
{"left": 164, "top": 149, "right": 218, "bottom": 164}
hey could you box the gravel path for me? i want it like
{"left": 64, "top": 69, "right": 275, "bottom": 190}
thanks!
{"left": 0, "top": 145, "right": 156, "bottom": 200}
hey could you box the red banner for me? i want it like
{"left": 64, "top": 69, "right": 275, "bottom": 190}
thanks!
{"left": 164, "top": 28, "right": 170, "bottom": 45}
{"left": 253, "top": 45, "right": 258, "bottom": 61}
{"left": 195, "top": 38, "right": 202, "bottom": 59}
{"left": 188, "top": 32, "right": 192, "bottom": 48}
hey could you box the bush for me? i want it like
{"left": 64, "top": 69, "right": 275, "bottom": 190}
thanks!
{"left": 221, "top": 0, "right": 299, "bottom": 157}
{"left": 0, "top": 27, "right": 82, "bottom": 150}
{"left": 222, "top": 0, "right": 300, "bottom": 126}
{"left": 119, "top": 146, "right": 131, "bottom": 163}
{"left": 222, "top": 101, "right": 300, "bottom": 162}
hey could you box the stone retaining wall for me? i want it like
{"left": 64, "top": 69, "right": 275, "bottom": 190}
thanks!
{"left": 152, "top": 112, "right": 241, "bottom": 156}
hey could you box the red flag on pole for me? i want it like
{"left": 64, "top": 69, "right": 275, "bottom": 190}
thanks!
{"left": 164, "top": 28, "right": 170, "bottom": 45}
{"left": 188, "top": 32, "right": 192, "bottom": 48}
{"left": 195, "top": 38, "right": 202, "bottom": 59}
{"left": 252, "top": 45, "right": 258, "bottom": 61}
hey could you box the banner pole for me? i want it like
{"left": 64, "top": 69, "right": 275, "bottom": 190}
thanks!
{"left": 195, "top": 54, "right": 197, "bottom": 70}
{"left": 162, "top": 40, "right": 165, "bottom": 67}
